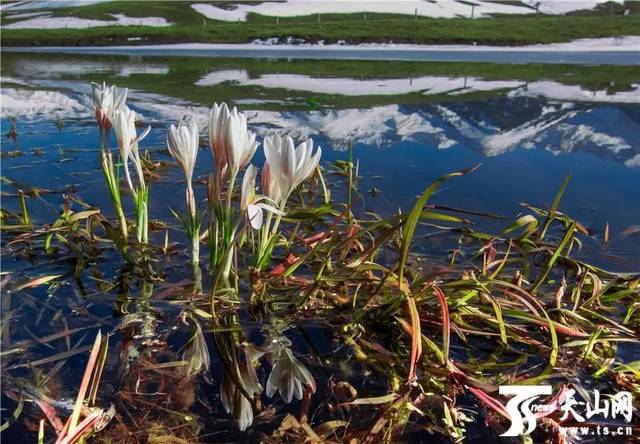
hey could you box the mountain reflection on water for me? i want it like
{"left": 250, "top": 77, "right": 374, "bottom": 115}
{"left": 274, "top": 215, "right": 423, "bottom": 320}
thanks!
{"left": 1, "top": 52, "right": 639, "bottom": 270}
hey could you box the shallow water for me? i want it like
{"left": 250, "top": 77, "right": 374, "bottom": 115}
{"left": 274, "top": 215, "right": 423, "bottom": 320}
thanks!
{"left": 3, "top": 52, "right": 639, "bottom": 270}
{"left": 1, "top": 51, "right": 639, "bottom": 442}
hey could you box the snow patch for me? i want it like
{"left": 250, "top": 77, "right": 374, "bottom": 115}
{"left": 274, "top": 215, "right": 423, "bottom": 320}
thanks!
{"left": 4, "top": 13, "right": 171, "bottom": 29}
{"left": 191, "top": 0, "right": 536, "bottom": 22}
{"left": 524, "top": 0, "right": 623, "bottom": 15}
{"left": 190, "top": 3, "right": 254, "bottom": 22}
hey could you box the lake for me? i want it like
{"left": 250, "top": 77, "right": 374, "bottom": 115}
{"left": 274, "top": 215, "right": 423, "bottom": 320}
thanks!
{"left": 1, "top": 50, "right": 639, "bottom": 442}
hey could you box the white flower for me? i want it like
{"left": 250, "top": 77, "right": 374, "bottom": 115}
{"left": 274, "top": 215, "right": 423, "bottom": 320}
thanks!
{"left": 167, "top": 120, "right": 199, "bottom": 184}
{"left": 240, "top": 165, "right": 283, "bottom": 230}
{"left": 91, "top": 82, "right": 127, "bottom": 129}
{"left": 208, "top": 102, "right": 230, "bottom": 173}
{"left": 261, "top": 162, "right": 282, "bottom": 204}
{"left": 112, "top": 105, "right": 149, "bottom": 193}
{"left": 263, "top": 134, "right": 321, "bottom": 205}
{"left": 167, "top": 121, "right": 200, "bottom": 215}
{"left": 265, "top": 336, "right": 316, "bottom": 403}
{"left": 224, "top": 108, "right": 258, "bottom": 176}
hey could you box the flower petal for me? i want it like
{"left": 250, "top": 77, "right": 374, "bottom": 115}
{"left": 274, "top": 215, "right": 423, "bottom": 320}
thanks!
{"left": 248, "top": 204, "right": 263, "bottom": 230}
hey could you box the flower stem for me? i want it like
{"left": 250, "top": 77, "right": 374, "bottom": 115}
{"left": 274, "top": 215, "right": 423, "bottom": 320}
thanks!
{"left": 99, "top": 142, "right": 128, "bottom": 242}
{"left": 191, "top": 232, "right": 200, "bottom": 267}
{"left": 226, "top": 170, "right": 238, "bottom": 224}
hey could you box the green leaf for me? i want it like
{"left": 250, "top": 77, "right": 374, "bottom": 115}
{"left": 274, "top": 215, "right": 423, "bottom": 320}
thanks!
{"left": 398, "top": 165, "right": 478, "bottom": 288}
{"left": 540, "top": 173, "right": 571, "bottom": 239}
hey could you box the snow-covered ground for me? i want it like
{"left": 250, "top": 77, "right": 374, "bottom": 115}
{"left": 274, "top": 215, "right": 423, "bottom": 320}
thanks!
{"left": 3, "top": 13, "right": 171, "bottom": 29}
{"left": 2, "top": 0, "right": 626, "bottom": 29}
{"left": 523, "top": 0, "right": 624, "bottom": 15}
{"left": 191, "top": 0, "right": 535, "bottom": 22}
{"left": 191, "top": 0, "right": 625, "bottom": 22}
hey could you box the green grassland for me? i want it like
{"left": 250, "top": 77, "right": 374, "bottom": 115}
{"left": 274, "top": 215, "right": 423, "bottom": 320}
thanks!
{"left": 1, "top": 0, "right": 639, "bottom": 47}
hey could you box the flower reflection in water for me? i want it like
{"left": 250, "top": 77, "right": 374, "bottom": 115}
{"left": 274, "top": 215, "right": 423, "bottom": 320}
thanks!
{"left": 264, "top": 336, "right": 316, "bottom": 404}
{"left": 219, "top": 353, "right": 263, "bottom": 431}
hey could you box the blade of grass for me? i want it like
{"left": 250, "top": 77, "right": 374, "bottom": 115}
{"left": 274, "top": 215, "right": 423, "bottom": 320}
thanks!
{"left": 13, "top": 274, "right": 63, "bottom": 292}
{"left": 398, "top": 166, "right": 478, "bottom": 289}
{"left": 406, "top": 296, "right": 422, "bottom": 383}
{"left": 68, "top": 331, "right": 101, "bottom": 434}
{"left": 433, "top": 285, "right": 451, "bottom": 365}
{"left": 532, "top": 222, "right": 576, "bottom": 293}
{"left": 87, "top": 333, "right": 109, "bottom": 406}
{"left": 38, "top": 419, "right": 45, "bottom": 444}
{"left": 540, "top": 173, "right": 571, "bottom": 240}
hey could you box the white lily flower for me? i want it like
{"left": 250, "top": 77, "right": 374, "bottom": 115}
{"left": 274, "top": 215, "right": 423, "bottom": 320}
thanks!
{"left": 167, "top": 120, "right": 199, "bottom": 215}
{"left": 240, "top": 165, "right": 283, "bottom": 230}
{"left": 112, "top": 105, "right": 150, "bottom": 194}
{"left": 91, "top": 82, "right": 127, "bottom": 129}
{"left": 225, "top": 108, "right": 258, "bottom": 176}
{"left": 263, "top": 134, "right": 321, "bottom": 205}
{"left": 208, "top": 102, "right": 230, "bottom": 173}
{"left": 261, "top": 162, "right": 282, "bottom": 204}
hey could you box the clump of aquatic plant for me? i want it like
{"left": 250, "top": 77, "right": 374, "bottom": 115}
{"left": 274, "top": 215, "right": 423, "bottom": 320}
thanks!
{"left": 91, "top": 82, "right": 129, "bottom": 244}
{"left": 206, "top": 103, "right": 259, "bottom": 286}
{"left": 163, "top": 103, "right": 320, "bottom": 299}
{"left": 257, "top": 134, "right": 321, "bottom": 269}
{"left": 113, "top": 105, "right": 151, "bottom": 244}
{"left": 90, "top": 82, "right": 154, "bottom": 261}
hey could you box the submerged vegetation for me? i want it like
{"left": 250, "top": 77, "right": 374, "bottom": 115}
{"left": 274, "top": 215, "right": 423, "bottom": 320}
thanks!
{"left": 1, "top": 82, "right": 639, "bottom": 443}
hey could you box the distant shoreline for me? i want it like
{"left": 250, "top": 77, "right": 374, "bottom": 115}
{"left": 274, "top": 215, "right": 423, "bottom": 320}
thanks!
{"left": 5, "top": 37, "right": 639, "bottom": 65}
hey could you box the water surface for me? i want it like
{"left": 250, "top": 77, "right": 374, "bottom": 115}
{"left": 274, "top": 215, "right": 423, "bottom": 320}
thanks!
{"left": 1, "top": 51, "right": 639, "bottom": 442}
{"left": 3, "top": 52, "right": 639, "bottom": 270}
